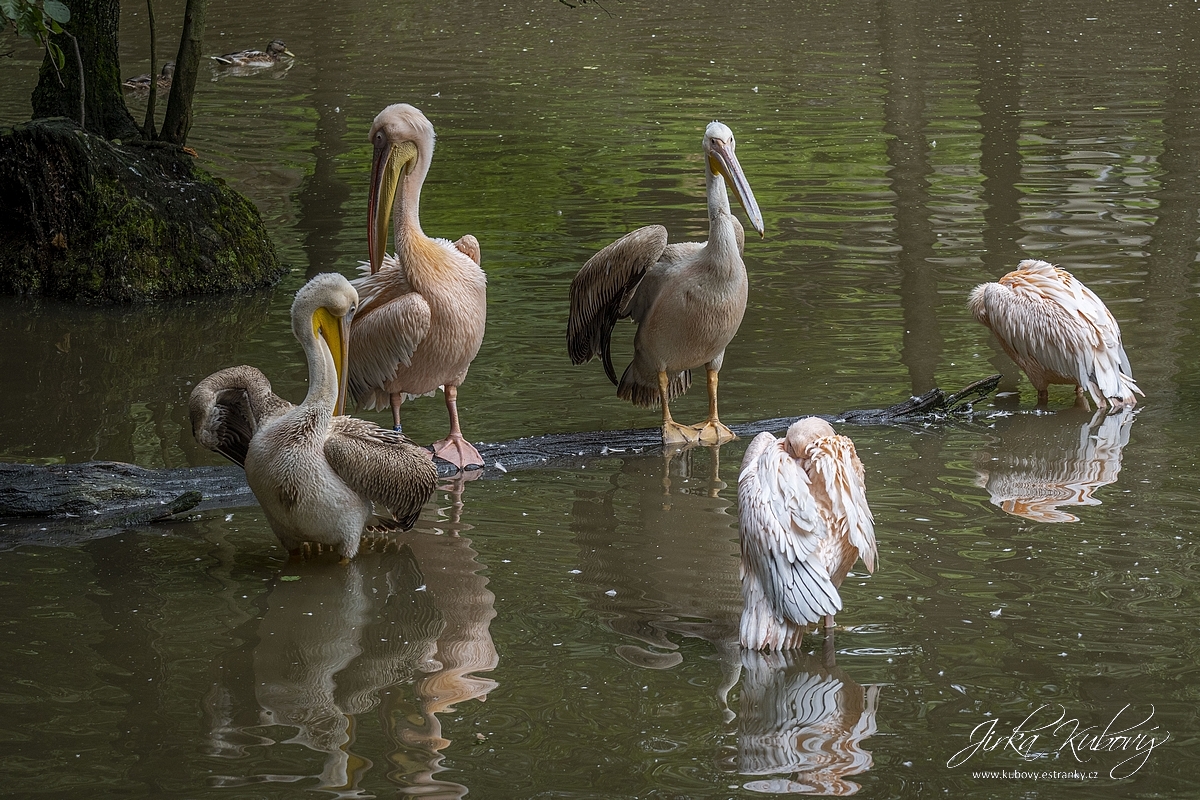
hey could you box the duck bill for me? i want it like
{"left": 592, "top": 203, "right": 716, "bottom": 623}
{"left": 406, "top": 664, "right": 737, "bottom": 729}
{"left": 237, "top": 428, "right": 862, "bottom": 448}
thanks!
{"left": 367, "top": 139, "right": 416, "bottom": 273}
{"left": 709, "top": 139, "right": 765, "bottom": 237}
{"left": 314, "top": 306, "right": 353, "bottom": 415}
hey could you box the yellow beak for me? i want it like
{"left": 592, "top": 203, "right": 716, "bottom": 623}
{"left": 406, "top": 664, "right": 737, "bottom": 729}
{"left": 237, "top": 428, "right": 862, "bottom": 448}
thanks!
{"left": 708, "top": 139, "right": 765, "bottom": 237}
{"left": 368, "top": 139, "right": 417, "bottom": 273}
{"left": 313, "top": 305, "right": 353, "bottom": 415}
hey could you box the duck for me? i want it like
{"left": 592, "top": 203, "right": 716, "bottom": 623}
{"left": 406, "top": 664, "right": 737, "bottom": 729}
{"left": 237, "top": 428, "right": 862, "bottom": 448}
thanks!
{"left": 189, "top": 272, "right": 437, "bottom": 562}
{"left": 122, "top": 61, "right": 174, "bottom": 92}
{"left": 211, "top": 39, "right": 294, "bottom": 67}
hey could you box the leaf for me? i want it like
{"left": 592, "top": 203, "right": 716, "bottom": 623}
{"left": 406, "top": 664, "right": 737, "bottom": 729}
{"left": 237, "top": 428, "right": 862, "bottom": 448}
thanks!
{"left": 279, "top": 575, "right": 300, "bottom": 582}
{"left": 42, "top": 0, "right": 69, "bottom": 24}
{"left": 0, "top": 0, "right": 22, "bottom": 22}
{"left": 49, "top": 40, "right": 64, "bottom": 70}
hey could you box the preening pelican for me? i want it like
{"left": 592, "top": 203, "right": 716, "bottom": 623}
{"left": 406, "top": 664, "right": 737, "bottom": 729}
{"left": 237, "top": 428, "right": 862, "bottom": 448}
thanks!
{"left": 189, "top": 273, "right": 437, "bottom": 561}
{"left": 348, "top": 104, "right": 488, "bottom": 470}
{"left": 211, "top": 39, "right": 294, "bottom": 67}
{"left": 969, "top": 259, "right": 1142, "bottom": 410}
{"left": 737, "top": 418, "right": 876, "bottom": 651}
{"left": 567, "top": 121, "right": 764, "bottom": 445}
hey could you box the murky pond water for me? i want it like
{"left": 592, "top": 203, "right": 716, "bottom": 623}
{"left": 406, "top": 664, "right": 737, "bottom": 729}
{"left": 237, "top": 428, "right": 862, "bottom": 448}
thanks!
{"left": 3, "top": 0, "right": 1200, "bottom": 796}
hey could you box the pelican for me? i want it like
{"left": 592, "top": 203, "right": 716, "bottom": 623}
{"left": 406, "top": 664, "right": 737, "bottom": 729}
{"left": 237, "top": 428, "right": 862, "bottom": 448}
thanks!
{"left": 737, "top": 418, "right": 877, "bottom": 651}
{"left": 123, "top": 61, "right": 174, "bottom": 92}
{"left": 567, "top": 121, "right": 764, "bottom": 445}
{"left": 211, "top": 39, "right": 294, "bottom": 67}
{"left": 969, "top": 259, "right": 1143, "bottom": 410}
{"left": 189, "top": 273, "right": 438, "bottom": 562}
{"left": 347, "top": 103, "right": 488, "bottom": 470}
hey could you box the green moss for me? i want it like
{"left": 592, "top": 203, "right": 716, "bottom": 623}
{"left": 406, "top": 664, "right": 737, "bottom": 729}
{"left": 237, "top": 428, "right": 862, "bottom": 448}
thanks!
{"left": 0, "top": 118, "right": 285, "bottom": 303}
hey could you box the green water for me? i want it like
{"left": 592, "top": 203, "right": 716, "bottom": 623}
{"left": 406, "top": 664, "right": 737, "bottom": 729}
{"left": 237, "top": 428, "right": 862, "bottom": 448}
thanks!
{"left": 2, "top": 0, "right": 1199, "bottom": 796}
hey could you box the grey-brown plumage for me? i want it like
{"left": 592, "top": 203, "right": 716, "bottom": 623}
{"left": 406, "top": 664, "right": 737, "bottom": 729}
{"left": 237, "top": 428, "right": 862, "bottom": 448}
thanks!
{"left": 567, "top": 121, "right": 764, "bottom": 445}
{"left": 189, "top": 273, "right": 437, "bottom": 560}
{"left": 211, "top": 39, "right": 294, "bottom": 66}
{"left": 190, "top": 364, "right": 291, "bottom": 467}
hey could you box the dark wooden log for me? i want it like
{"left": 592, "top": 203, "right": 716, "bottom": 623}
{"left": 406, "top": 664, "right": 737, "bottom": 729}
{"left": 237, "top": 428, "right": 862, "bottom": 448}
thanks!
{"left": 0, "top": 375, "right": 999, "bottom": 544}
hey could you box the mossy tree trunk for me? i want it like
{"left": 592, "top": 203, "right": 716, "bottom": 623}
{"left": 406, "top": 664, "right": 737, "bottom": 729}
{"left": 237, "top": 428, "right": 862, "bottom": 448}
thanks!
{"left": 30, "top": 0, "right": 141, "bottom": 142}
{"left": 160, "top": 0, "right": 208, "bottom": 145}
{"left": 3, "top": 0, "right": 284, "bottom": 301}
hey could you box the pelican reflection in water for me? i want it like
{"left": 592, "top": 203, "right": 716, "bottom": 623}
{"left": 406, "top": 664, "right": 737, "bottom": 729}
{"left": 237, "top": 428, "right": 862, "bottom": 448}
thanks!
{"left": 737, "top": 649, "right": 881, "bottom": 796}
{"left": 975, "top": 407, "right": 1136, "bottom": 523}
{"left": 969, "top": 259, "right": 1142, "bottom": 410}
{"left": 349, "top": 104, "right": 488, "bottom": 470}
{"left": 568, "top": 121, "right": 764, "bottom": 445}
{"left": 189, "top": 273, "right": 438, "bottom": 562}
{"left": 204, "top": 522, "right": 497, "bottom": 796}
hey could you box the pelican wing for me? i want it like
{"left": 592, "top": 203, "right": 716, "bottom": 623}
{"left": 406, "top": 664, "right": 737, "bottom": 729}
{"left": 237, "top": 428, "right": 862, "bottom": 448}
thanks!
{"left": 325, "top": 417, "right": 438, "bottom": 529}
{"left": 348, "top": 261, "right": 432, "bottom": 403}
{"left": 621, "top": 241, "right": 706, "bottom": 324}
{"left": 453, "top": 234, "right": 481, "bottom": 266}
{"left": 567, "top": 224, "right": 668, "bottom": 383}
{"left": 189, "top": 365, "right": 293, "bottom": 467}
{"left": 738, "top": 432, "right": 841, "bottom": 625}
{"left": 807, "top": 435, "right": 877, "bottom": 573}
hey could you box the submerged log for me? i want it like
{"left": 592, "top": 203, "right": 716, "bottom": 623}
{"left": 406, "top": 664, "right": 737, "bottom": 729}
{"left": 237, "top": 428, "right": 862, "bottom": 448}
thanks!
{"left": 0, "top": 118, "right": 284, "bottom": 301}
{"left": 0, "top": 375, "right": 999, "bottom": 542}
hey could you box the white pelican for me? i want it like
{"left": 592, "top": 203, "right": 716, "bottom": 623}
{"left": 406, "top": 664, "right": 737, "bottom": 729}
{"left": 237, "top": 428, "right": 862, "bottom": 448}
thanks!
{"left": 189, "top": 273, "right": 438, "bottom": 562}
{"left": 737, "top": 418, "right": 877, "bottom": 651}
{"left": 969, "top": 259, "right": 1143, "bottom": 410}
{"left": 347, "top": 104, "right": 488, "bottom": 470}
{"left": 567, "top": 121, "right": 765, "bottom": 445}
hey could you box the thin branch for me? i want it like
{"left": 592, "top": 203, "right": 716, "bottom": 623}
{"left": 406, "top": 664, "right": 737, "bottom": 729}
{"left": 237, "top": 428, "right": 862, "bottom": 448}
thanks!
{"left": 143, "top": 0, "right": 157, "bottom": 139}
{"left": 65, "top": 30, "right": 83, "bottom": 127}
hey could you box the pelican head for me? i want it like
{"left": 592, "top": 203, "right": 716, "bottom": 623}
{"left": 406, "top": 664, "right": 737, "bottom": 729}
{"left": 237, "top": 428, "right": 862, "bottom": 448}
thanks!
{"left": 368, "top": 103, "right": 436, "bottom": 272}
{"left": 292, "top": 273, "right": 358, "bottom": 415}
{"left": 703, "top": 121, "right": 765, "bottom": 237}
{"left": 783, "top": 417, "right": 836, "bottom": 458}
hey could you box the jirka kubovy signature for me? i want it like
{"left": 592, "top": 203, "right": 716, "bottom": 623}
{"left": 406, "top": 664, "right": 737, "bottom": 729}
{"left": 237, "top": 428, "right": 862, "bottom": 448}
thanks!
{"left": 946, "top": 704, "right": 1169, "bottom": 779}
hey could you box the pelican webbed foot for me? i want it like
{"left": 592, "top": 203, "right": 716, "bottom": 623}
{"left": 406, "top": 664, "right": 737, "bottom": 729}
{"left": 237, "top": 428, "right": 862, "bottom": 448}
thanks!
{"left": 431, "top": 433, "right": 484, "bottom": 470}
{"left": 691, "top": 419, "right": 736, "bottom": 445}
{"left": 662, "top": 420, "right": 701, "bottom": 445}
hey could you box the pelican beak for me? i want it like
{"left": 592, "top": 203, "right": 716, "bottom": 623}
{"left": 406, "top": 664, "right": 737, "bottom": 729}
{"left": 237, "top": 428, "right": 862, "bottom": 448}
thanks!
{"left": 313, "top": 306, "right": 353, "bottom": 415}
{"left": 708, "top": 139, "right": 765, "bottom": 237}
{"left": 368, "top": 138, "right": 417, "bottom": 273}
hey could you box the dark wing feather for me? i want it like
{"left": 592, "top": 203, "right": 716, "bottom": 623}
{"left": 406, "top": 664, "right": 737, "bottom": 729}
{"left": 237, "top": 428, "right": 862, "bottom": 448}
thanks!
{"left": 567, "top": 225, "right": 668, "bottom": 384}
{"left": 325, "top": 417, "right": 438, "bottom": 529}
{"left": 189, "top": 365, "right": 292, "bottom": 467}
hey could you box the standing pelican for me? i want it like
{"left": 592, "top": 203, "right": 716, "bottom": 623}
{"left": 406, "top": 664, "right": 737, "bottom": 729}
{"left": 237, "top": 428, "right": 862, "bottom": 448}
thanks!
{"left": 969, "top": 259, "right": 1142, "bottom": 410}
{"left": 567, "top": 121, "right": 764, "bottom": 445}
{"left": 190, "top": 273, "right": 438, "bottom": 562}
{"left": 737, "top": 418, "right": 877, "bottom": 651}
{"left": 348, "top": 104, "right": 487, "bottom": 470}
